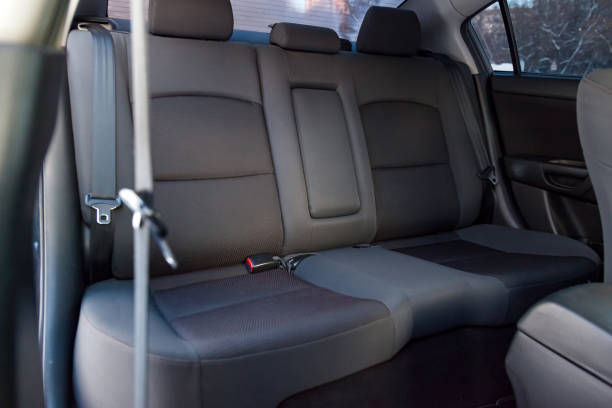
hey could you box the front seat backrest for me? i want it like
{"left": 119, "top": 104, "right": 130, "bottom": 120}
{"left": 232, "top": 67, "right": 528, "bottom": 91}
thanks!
{"left": 577, "top": 69, "right": 612, "bottom": 282}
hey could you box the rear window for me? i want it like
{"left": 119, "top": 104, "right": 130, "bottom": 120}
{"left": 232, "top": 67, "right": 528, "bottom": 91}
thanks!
{"left": 108, "top": 0, "right": 403, "bottom": 41}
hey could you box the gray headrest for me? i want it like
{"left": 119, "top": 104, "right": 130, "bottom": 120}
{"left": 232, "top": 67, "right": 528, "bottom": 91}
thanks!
{"left": 149, "top": 0, "right": 234, "bottom": 40}
{"left": 75, "top": 0, "right": 108, "bottom": 18}
{"left": 356, "top": 7, "right": 421, "bottom": 56}
{"left": 270, "top": 23, "right": 341, "bottom": 54}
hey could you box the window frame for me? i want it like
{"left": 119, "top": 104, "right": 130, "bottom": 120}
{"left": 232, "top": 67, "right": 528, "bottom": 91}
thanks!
{"left": 467, "top": 0, "right": 592, "bottom": 79}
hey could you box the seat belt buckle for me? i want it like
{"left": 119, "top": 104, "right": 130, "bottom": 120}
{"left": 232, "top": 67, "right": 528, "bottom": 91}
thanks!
{"left": 85, "top": 194, "right": 121, "bottom": 225}
{"left": 245, "top": 254, "right": 283, "bottom": 273}
{"left": 478, "top": 166, "right": 498, "bottom": 187}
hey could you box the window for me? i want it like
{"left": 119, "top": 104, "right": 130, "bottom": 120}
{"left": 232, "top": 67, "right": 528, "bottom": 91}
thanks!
{"left": 471, "top": 0, "right": 612, "bottom": 77}
{"left": 509, "top": 0, "right": 612, "bottom": 76}
{"left": 107, "top": 0, "right": 404, "bottom": 41}
{"left": 471, "top": 3, "right": 514, "bottom": 71}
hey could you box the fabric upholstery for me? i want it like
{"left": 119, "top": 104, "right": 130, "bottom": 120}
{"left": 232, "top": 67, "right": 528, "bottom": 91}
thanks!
{"left": 257, "top": 45, "right": 377, "bottom": 254}
{"left": 356, "top": 7, "right": 421, "bottom": 56}
{"left": 270, "top": 23, "right": 340, "bottom": 54}
{"left": 507, "top": 284, "right": 612, "bottom": 408}
{"left": 67, "top": 30, "right": 284, "bottom": 278}
{"left": 578, "top": 69, "right": 612, "bottom": 282}
{"left": 292, "top": 88, "right": 361, "bottom": 218}
{"left": 385, "top": 224, "right": 600, "bottom": 321}
{"left": 75, "top": 0, "right": 108, "bottom": 18}
{"left": 67, "top": 5, "right": 605, "bottom": 407}
{"left": 148, "top": 0, "right": 234, "bottom": 40}
{"left": 74, "top": 270, "right": 395, "bottom": 408}
{"left": 295, "top": 246, "right": 508, "bottom": 350}
{"left": 345, "top": 52, "right": 483, "bottom": 240}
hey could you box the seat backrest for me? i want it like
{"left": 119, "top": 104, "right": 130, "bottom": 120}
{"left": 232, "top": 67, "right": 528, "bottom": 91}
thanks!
{"left": 258, "top": 23, "right": 377, "bottom": 254}
{"left": 347, "top": 6, "right": 484, "bottom": 242}
{"left": 577, "top": 69, "right": 612, "bottom": 282}
{"left": 67, "top": 0, "right": 284, "bottom": 278}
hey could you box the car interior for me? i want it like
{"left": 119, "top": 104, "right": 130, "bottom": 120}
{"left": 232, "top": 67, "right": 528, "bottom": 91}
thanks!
{"left": 1, "top": 0, "right": 612, "bottom": 407}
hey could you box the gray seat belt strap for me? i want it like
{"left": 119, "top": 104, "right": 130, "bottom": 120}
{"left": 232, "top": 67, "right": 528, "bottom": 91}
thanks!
{"left": 119, "top": 1, "right": 177, "bottom": 407}
{"left": 84, "top": 24, "right": 121, "bottom": 282}
{"left": 422, "top": 51, "right": 497, "bottom": 187}
{"left": 446, "top": 61, "right": 497, "bottom": 186}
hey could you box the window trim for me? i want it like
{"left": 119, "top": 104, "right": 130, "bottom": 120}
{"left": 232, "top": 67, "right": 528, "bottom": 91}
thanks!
{"left": 466, "top": 0, "right": 517, "bottom": 75}
{"left": 498, "top": 0, "right": 521, "bottom": 75}
{"left": 468, "top": 0, "right": 602, "bottom": 79}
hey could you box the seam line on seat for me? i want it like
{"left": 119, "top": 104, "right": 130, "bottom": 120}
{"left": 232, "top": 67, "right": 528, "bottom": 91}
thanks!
{"left": 518, "top": 329, "right": 612, "bottom": 387}
{"left": 160, "top": 286, "right": 314, "bottom": 322}
{"left": 81, "top": 309, "right": 199, "bottom": 365}
{"left": 195, "top": 314, "right": 395, "bottom": 363}
{"left": 372, "top": 162, "right": 448, "bottom": 171}
{"left": 151, "top": 92, "right": 262, "bottom": 106}
{"left": 154, "top": 171, "right": 274, "bottom": 182}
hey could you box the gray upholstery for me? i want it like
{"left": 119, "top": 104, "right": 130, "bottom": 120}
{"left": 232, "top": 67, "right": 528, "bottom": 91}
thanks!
{"left": 270, "top": 23, "right": 340, "bottom": 54}
{"left": 149, "top": 0, "right": 234, "bottom": 40}
{"left": 295, "top": 246, "right": 508, "bottom": 351}
{"left": 75, "top": 0, "right": 108, "bottom": 18}
{"left": 345, "top": 52, "right": 483, "bottom": 240}
{"left": 292, "top": 88, "right": 361, "bottom": 218}
{"left": 68, "top": 31, "right": 284, "bottom": 277}
{"left": 356, "top": 7, "right": 421, "bottom": 56}
{"left": 383, "top": 224, "right": 599, "bottom": 321}
{"left": 67, "top": 4, "right": 604, "bottom": 407}
{"left": 74, "top": 270, "right": 394, "bottom": 408}
{"left": 578, "top": 69, "right": 612, "bottom": 283}
{"left": 506, "top": 284, "right": 612, "bottom": 408}
{"left": 257, "top": 45, "right": 377, "bottom": 254}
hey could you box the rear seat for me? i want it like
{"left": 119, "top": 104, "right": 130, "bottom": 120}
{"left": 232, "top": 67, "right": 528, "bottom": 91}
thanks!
{"left": 67, "top": 2, "right": 394, "bottom": 407}
{"left": 258, "top": 23, "right": 510, "bottom": 348}
{"left": 292, "top": 6, "right": 600, "bottom": 332}
{"left": 66, "top": 2, "right": 601, "bottom": 408}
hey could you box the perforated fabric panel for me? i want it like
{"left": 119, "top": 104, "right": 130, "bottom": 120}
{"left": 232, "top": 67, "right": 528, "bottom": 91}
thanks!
{"left": 395, "top": 239, "right": 597, "bottom": 321}
{"left": 152, "top": 270, "right": 391, "bottom": 359}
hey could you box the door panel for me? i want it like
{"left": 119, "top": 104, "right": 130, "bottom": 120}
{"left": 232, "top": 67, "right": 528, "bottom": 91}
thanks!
{"left": 492, "top": 75, "right": 583, "bottom": 161}
{"left": 490, "top": 74, "right": 603, "bottom": 256}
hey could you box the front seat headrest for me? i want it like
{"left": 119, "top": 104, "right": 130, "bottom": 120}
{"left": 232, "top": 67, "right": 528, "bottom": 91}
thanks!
{"left": 356, "top": 6, "right": 421, "bottom": 56}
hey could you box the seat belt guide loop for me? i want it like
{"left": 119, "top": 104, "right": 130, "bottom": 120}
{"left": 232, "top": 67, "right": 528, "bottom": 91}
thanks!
{"left": 479, "top": 166, "right": 498, "bottom": 187}
{"left": 85, "top": 194, "right": 121, "bottom": 225}
{"left": 118, "top": 188, "right": 178, "bottom": 270}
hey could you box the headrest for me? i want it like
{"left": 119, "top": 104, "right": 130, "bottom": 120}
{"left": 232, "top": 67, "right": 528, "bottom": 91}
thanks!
{"left": 356, "top": 7, "right": 421, "bottom": 56}
{"left": 149, "top": 0, "right": 234, "bottom": 41}
{"left": 270, "top": 23, "right": 340, "bottom": 54}
{"left": 75, "top": 0, "right": 108, "bottom": 18}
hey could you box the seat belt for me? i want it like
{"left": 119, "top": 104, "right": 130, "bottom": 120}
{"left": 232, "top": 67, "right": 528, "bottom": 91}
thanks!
{"left": 82, "top": 23, "right": 121, "bottom": 283}
{"left": 420, "top": 50, "right": 498, "bottom": 188}
{"left": 118, "top": 1, "right": 177, "bottom": 407}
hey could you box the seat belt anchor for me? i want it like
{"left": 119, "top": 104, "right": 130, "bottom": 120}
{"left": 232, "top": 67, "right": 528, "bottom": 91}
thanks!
{"left": 85, "top": 194, "right": 122, "bottom": 225}
{"left": 479, "top": 166, "right": 498, "bottom": 187}
{"left": 118, "top": 188, "right": 178, "bottom": 270}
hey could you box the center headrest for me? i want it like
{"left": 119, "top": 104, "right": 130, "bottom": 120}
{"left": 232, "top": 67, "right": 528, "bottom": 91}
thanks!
{"left": 270, "top": 23, "right": 341, "bottom": 54}
{"left": 149, "top": 0, "right": 234, "bottom": 41}
{"left": 356, "top": 7, "right": 421, "bottom": 56}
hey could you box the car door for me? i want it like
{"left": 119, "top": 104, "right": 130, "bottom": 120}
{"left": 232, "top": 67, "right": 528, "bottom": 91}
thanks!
{"left": 469, "top": 0, "right": 612, "bottom": 258}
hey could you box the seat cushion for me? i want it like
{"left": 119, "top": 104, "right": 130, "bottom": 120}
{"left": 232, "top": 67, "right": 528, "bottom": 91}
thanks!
{"left": 73, "top": 269, "right": 394, "bottom": 408}
{"left": 383, "top": 224, "right": 601, "bottom": 321}
{"left": 294, "top": 246, "right": 509, "bottom": 351}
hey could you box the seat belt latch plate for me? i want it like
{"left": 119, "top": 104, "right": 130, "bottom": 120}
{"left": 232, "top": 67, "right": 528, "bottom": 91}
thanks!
{"left": 85, "top": 194, "right": 121, "bottom": 225}
{"left": 245, "top": 254, "right": 283, "bottom": 273}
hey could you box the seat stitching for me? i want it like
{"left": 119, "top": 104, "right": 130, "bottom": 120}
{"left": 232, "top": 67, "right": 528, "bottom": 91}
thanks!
{"left": 154, "top": 171, "right": 274, "bottom": 182}
{"left": 160, "top": 286, "right": 315, "bottom": 323}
